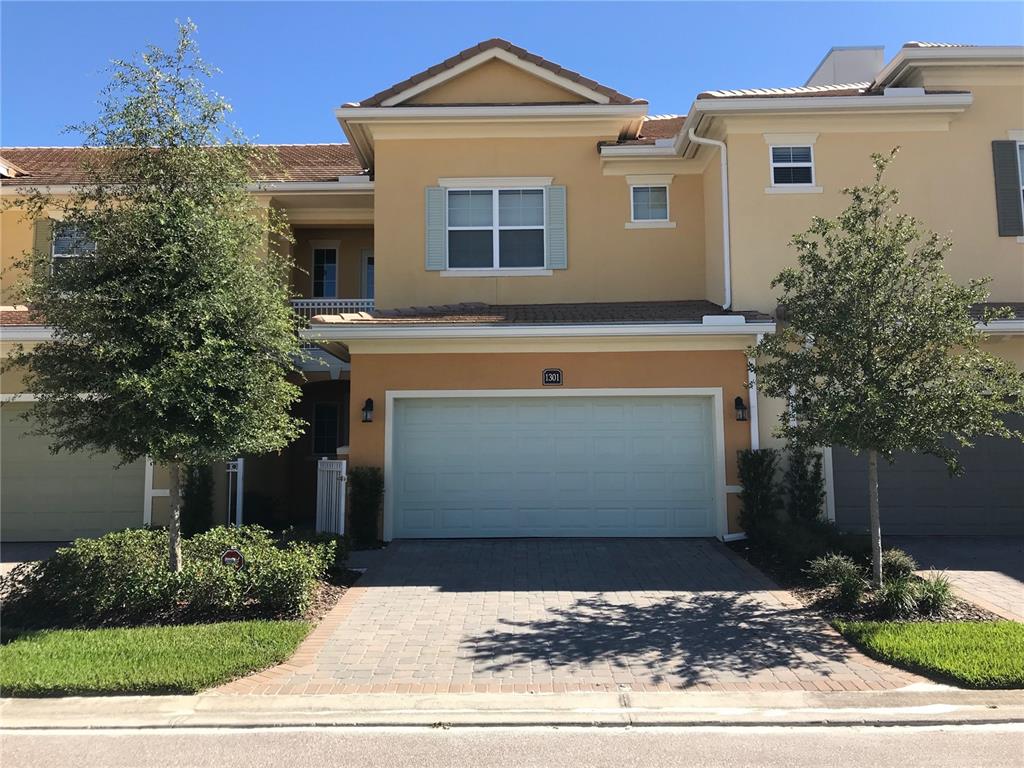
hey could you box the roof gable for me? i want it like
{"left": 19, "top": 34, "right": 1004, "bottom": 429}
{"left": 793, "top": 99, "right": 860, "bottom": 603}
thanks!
{"left": 405, "top": 57, "right": 592, "bottom": 106}
{"left": 357, "top": 38, "right": 639, "bottom": 108}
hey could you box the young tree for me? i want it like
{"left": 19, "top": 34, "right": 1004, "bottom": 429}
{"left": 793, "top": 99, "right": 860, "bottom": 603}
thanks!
{"left": 4, "top": 21, "right": 304, "bottom": 571}
{"left": 751, "top": 149, "right": 1024, "bottom": 585}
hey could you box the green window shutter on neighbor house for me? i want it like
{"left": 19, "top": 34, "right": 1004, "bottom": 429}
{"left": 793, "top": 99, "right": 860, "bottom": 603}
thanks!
{"left": 545, "top": 185, "right": 567, "bottom": 270}
{"left": 33, "top": 218, "right": 54, "bottom": 256}
{"left": 991, "top": 141, "right": 1024, "bottom": 237}
{"left": 425, "top": 186, "right": 446, "bottom": 271}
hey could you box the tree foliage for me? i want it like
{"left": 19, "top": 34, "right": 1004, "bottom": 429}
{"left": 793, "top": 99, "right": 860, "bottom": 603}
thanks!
{"left": 753, "top": 149, "right": 1023, "bottom": 467}
{"left": 3, "top": 21, "right": 304, "bottom": 568}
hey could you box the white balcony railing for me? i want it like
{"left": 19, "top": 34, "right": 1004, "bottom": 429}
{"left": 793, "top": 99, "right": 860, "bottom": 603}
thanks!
{"left": 290, "top": 298, "right": 375, "bottom": 322}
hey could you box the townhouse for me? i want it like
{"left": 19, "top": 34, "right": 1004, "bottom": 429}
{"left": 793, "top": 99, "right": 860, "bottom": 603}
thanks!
{"left": 1, "top": 39, "right": 1022, "bottom": 543}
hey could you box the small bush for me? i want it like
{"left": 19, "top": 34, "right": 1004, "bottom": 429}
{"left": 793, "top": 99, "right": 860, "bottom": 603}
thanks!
{"left": 784, "top": 445, "right": 826, "bottom": 522}
{"left": 737, "top": 449, "right": 783, "bottom": 541}
{"left": 882, "top": 549, "right": 918, "bottom": 581}
{"left": 806, "top": 553, "right": 866, "bottom": 609}
{"left": 0, "top": 525, "right": 334, "bottom": 631}
{"left": 918, "top": 571, "right": 954, "bottom": 616}
{"left": 349, "top": 466, "right": 384, "bottom": 548}
{"left": 876, "top": 576, "right": 920, "bottom": 619}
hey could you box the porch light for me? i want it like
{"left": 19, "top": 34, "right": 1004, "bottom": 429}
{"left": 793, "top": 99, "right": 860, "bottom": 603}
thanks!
{"left": 361, "top": 398, "right": 374, "bottom": 423}
{"left": 734, "top": 396, "right": 749, "bottom": 422}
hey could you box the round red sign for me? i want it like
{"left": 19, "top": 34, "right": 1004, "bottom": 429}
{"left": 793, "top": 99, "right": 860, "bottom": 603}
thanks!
{"left": 221, "top": 548, "right": 244, "bottom": 570}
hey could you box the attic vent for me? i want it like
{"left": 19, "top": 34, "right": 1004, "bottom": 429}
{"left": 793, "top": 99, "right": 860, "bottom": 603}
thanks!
{"left": 883, "top": 87, "right": 926, "bottom": 97}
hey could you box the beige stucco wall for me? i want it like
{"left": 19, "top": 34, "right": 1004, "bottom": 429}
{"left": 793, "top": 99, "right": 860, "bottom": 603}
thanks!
{"left": 407, "top": 58, "right": 591, "bottom": 105}
{"left": 1, "top": 208, "right": 35, "bottom": 304}
{"left": 373, "top": 136, "right": 706, "bottom": 309}
{"left": 722, "top": 80, "right": 1024, "bottom": 314}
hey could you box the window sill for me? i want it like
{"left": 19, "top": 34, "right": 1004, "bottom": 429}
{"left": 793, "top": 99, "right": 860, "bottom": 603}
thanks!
{"left": 764, "top": 185, "right": 823, "bottom": 195}
{"left": 625, "top": 221, "right": 677, "bottom": 229}
{"left": 440, "top": 268, "right": 553, "bottom": 277}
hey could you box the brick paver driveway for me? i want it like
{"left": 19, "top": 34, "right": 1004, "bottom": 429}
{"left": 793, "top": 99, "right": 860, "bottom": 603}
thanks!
{"left": 221, "top": 539, "right": 917, "bottom": 695}
{"left": 892, "top": 536, "right": 1024, "bottom": 622}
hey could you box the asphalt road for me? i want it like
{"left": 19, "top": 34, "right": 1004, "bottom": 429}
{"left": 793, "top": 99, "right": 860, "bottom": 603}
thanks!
{"left": 2, "top": 724, "right": 1022, "bottom": 768}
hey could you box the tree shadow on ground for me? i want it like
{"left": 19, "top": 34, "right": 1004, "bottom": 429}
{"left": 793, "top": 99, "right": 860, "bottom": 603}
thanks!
{"left": 464, "top": 591, "right": 855, "bottom": 685}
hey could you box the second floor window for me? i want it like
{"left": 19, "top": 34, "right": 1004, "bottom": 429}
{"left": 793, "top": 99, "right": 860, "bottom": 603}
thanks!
{"left": 52, "top": 223, "right": 97, "bottom": 274}
{"left": 631, "top": 185, "right": 669, "bottom": 221}
{"left": 312, "top": 247, "right": 337, "bottom": 297}
{"left": 447, "top": 188, "right": 545, "bottom": 269}
{"left": 770, "top": 145, "right": 815, "bottom": 186}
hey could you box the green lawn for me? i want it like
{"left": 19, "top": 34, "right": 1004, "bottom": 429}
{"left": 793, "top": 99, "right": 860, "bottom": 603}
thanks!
{"left": 836, "top": 620, "right": 1024, "bottom": 689}
{"left": 0, "top": 620, "right": 309, "bottom": 696}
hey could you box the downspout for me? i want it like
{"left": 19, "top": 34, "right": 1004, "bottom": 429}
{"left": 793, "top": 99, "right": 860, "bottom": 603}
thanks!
{"left": 688, "top": 127, "right": 732, "bottom": 310}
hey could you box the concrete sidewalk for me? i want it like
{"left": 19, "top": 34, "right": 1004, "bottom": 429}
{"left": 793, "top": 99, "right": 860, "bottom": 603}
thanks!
{"left": 3, "top": 687, "right": 1023, "bottom": 729}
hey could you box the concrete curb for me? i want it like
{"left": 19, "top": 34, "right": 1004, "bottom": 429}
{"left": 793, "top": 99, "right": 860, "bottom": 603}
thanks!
{"left": 3, "top": 687, "right": 1023, "bottom": 730}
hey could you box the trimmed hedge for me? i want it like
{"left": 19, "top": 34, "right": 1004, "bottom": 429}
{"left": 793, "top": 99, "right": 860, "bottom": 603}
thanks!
{"left": 0, "top": 525, "right": 338, "bottom": 632}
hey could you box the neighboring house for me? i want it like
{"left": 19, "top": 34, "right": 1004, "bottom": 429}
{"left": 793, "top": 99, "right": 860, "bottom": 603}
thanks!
{"left": 1, "top": 39, "right": 1022, "bottom": 543}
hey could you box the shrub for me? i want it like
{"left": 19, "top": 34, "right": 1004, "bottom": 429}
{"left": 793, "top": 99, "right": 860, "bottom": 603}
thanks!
{"left": 737, "top": 449, "right": 783, "bottom": 540}
{"left": 882, "top": 549, "right": 918, "bottom": 581}
{"left": 280, "top": 528, "right": 351, "bottom": 577}
{"left": 806, "top": 553, "right": 866, "bottom": 610}
{"left": 0, "top": 525, "right": 334, "bottom": 631}
{"left": 876, "top": 576, "right": 920, "bottom": 619}
{"left": 349, "top": 466, "right": 384, "bottom": 548}
{"left": 918, "top": 571, "right": 954, "bottom": 616}
{"left": 784, "top": 445, "right": 826, "bottom": 523}
{"left": 757, "top": 517, "right": 871, "bottom": 578}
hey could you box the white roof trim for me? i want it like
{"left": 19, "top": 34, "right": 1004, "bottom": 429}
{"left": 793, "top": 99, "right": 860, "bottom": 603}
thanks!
{"left": 979, "top": 319, "right": 1024, "bottom": 335}
{"left": 873, "top": 45, "right": 1024, "bottom": 89}
{"left": 599, "top": 145, "right": 679, "bottom": 158}
{"left": 336, "top": 103, "right": 648, "bottom": 121}
{"left": 0, "top": 325, "right": 53, "bottom": 341}
{"left": 693, "top": 92, "right": 973, "bottom": 115}
{"left": 248, "top": 180, "right": 374, "bottom": 193}
{"left": 303, "top": 321, "right": 776, "bottom": 341}
{"left": 378, "top": 47, "right": 612, "bottom": 107}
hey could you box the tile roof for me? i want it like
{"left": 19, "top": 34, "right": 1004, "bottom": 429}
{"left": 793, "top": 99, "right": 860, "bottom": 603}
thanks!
{"left": 355, "top": 38, "right": 641, "bottom": 107}
{"left": 0, "top": 144, "right": 366, "bottom": 186}
{"left": 971, "top": 302, "right": 1024, "bottom": 322}
{"left": 698, "top": 82, "right": 872, "bottom": 100}
{"left": 0, "top": 307, "right": 38, "bottom": 326}
{"left": 312, "top": 300, "right": 772, "bottom": 326}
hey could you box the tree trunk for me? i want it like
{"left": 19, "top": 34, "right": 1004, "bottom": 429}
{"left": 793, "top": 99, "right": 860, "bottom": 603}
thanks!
{"left": 168, "top": 462, "right": 183, "bottom": 573}
{"left": 867, "top": 449, "right": 883, "bottom": 587}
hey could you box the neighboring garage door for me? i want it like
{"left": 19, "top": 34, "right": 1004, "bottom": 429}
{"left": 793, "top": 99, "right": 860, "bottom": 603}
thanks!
{"left": 391, "top": 395, "right": 718, "bottom": 538}
{"left": 1, "top": 403, "right": 145, "bottom": 542}
{"left": 833, "top": 414, "right": 1024, "bottom": 535}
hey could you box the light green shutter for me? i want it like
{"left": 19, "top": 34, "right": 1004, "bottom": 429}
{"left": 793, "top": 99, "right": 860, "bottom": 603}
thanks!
{"left": 425, "top": 186, "right": 446, "bottom": 271}
{"left": 546, "top": 185, "right": 567, "bottom": 270}
{"left": 992, "top": 141, "right": 1024, "bottom": 237}
{"left": 32, "top": 218, "right": 54, "bottom": 278}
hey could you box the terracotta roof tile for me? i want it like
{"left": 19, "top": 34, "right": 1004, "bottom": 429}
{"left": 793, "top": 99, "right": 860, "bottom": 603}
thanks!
{"left": 0, "top": 307, "right": 40, "bottom": 326}
{"left": 357, "top": 38, "right": 640, "bottom": 107}
{"left": 0, "top": 144, "right": 366, "bottom": 186}
{"left": 313, "top": 300, "right": 771, "bottom": 326}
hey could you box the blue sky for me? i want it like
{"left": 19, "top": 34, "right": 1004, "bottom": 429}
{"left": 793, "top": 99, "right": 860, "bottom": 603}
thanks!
{"left": 3, "top": 2, "right": 1022, "bottom": 146}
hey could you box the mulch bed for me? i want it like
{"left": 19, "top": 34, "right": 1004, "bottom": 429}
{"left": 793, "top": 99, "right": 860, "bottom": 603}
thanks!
{"left": 304, "top": 569, "right": 361, "bottom": 624}
{"left": 728, "top": 539, "right": 1001, "bottom": 624}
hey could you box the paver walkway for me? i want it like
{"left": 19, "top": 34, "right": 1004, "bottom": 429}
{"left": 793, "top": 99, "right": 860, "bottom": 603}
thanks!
{"left": 892, "top": 536, "right": 1024, "bottom": 622}
{"left": 219, "top": 539, "right": 918, "bottom": 695}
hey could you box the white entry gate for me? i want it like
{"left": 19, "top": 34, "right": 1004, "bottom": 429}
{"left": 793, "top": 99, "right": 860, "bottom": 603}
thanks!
{"left": 316, "top": 458, "right": 348, "bottom": 535}
{"left": 225, "top": 458, "right": 245, "bottom": 526}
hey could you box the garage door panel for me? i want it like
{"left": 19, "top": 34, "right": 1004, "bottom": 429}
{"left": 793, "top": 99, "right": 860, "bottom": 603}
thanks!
{"left": 392, "top": 395, "right": 718, "bottom": 538}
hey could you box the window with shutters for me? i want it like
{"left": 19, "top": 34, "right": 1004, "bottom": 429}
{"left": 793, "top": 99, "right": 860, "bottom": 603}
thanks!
{"left": 769, "top": 145, "right": 815, "bottom": 186}
{"left": 446, "top": 188, "right": 546, "bottom": 270}
{"left": 51, "top": 223, "right": 97, "bottom": 275}
{"left": 1018, "top": 142, "right": 1024, "bottom": 221}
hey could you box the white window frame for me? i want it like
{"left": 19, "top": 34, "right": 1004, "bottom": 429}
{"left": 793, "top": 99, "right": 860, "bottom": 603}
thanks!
{"left": 629, "top": 184, "right": 670, "bottom": 223}
{"left": 51, "top": 222, "right": 96, "bottom": 274}
{"left": 445, "top": 187, "right": 548, "bottom": 272}
{"left": 311, "top": 240, "right": 340, "bottom": 299}
{"left": 768, "top": 144, "right": 817, "bottom": 189}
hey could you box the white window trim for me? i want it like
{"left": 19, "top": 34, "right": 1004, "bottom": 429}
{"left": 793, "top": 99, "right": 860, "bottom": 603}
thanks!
{"left": 767, "top": 144, "right": 817, "bottom": 190}
{"left": 438, "top": 176, "right": 553, "bottom": 189}
{"left": 440, "top": 268, "right": 553, "bottom": 277}
{"left": 628, "top": 184, "right": 672, "bottom": 224}
{"left": 361, "top": 248, "right": 374, "bottom": 299}
{"left": 446, "top": 187, "right": 547, "bottom": 272}
{"left": 311, "top": 240, "right": 341, "bottom": 299}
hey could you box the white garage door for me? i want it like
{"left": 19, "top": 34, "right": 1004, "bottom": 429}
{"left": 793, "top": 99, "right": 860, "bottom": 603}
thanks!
{"left": 1, "top": 403, "right": 145, "bottom": 542}
{"left": 391, "top": 395, "right": 718, "bottom": 538}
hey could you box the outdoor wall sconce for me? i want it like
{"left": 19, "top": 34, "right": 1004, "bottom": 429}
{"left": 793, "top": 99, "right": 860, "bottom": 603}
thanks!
{"left": 361, "top": 398, "right": 374, "bottom": 423}
{"left": 734, "top": 396, "right": 749, "bottom": 422}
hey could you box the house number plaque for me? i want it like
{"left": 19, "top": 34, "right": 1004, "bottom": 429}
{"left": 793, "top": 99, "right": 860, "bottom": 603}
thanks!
{"left": 542, "top": 368, "right": 563, "bottom": 386}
